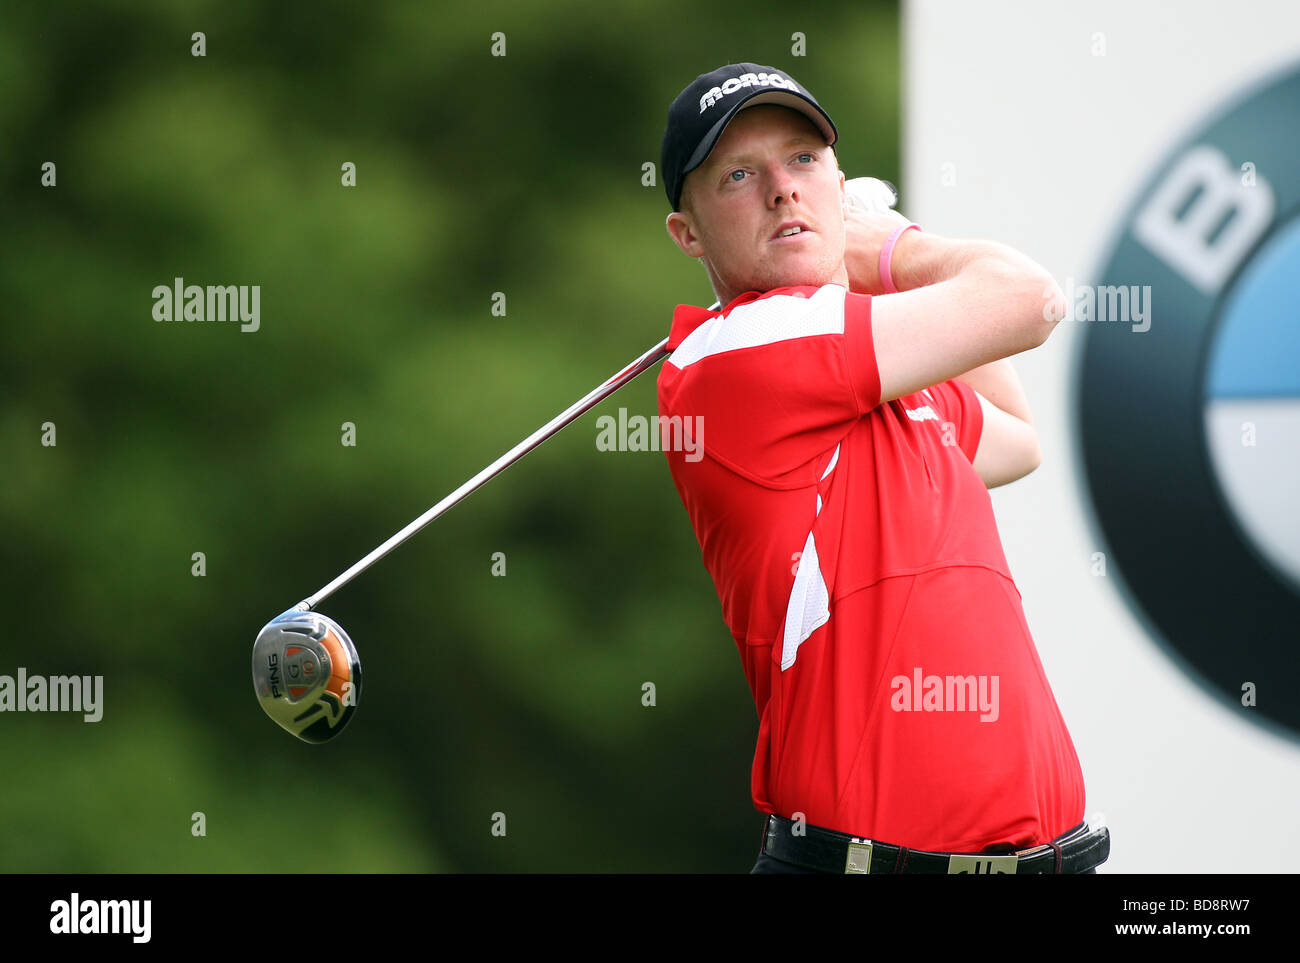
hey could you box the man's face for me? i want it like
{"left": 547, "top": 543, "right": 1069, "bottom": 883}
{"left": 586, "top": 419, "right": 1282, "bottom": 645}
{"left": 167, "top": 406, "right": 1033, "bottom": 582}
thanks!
{"left": 666, "top": 104, "right": 848, "bottom": 304}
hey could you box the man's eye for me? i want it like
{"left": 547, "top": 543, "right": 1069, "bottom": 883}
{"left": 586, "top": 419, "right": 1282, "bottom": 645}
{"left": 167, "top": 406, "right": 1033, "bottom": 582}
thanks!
{"left": 728, "top": 169, "right": 747, "bottom": 182}
{"left": 796, "top": 152, "right": 814, "bottom": 163}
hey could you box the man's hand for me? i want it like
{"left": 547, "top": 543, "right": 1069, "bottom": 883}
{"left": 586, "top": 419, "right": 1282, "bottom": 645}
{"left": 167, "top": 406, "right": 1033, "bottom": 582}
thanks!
{"left": 841, "top": 176, "right": 913, "bottom": 296}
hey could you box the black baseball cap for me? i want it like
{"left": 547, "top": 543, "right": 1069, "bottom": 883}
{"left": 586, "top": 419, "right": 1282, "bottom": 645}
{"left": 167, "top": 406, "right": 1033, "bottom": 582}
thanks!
{"left": 661, "top": 63, "right": 838, "bottom": 212}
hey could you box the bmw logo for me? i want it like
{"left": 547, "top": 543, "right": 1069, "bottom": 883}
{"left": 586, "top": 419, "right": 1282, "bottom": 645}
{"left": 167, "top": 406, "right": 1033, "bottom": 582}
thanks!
{"left": 1076, "top": 62, "right": 1300, "bottom": 739}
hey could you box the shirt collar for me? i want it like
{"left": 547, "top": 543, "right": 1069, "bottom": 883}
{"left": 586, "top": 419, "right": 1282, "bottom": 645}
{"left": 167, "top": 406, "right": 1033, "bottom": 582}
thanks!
{"left": 666, "top": 284, "right": 833, "bottom": 351}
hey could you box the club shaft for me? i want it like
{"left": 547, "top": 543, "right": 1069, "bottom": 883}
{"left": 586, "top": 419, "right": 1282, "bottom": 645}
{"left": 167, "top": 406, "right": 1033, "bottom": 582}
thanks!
{"left": 296, "top": 335, "right": 676, "bottom": 611}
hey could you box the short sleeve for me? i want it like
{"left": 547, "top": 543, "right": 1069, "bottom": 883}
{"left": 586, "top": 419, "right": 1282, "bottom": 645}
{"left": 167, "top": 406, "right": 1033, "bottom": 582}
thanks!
{"left": 925, "top": 378, "right": 985, "bottom": 462}
{"left": 843, "top": 291, "right": 881, "bottom": 413}
{"left": 657, "top": 284, "right": 877, "bottom": 487}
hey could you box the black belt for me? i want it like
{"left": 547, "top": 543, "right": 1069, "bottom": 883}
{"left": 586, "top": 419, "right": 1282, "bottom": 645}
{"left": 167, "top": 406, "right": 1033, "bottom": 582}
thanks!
{"left": 761, "top": 815, "right": 1110, "bottom": 874}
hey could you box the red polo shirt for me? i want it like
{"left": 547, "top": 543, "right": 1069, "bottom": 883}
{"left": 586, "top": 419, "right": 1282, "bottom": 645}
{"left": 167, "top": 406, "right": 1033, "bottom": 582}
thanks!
{"left": 656, "top": 281, "right": 1085, "bottom": 852}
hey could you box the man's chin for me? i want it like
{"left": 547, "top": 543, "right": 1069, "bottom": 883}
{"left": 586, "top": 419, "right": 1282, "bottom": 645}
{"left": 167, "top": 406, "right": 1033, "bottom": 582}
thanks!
{"left": 754, "top": 269, "right": 837, "bottom": 294}
{"left": 719, "top": 257, "right": 846, "bottom": 300}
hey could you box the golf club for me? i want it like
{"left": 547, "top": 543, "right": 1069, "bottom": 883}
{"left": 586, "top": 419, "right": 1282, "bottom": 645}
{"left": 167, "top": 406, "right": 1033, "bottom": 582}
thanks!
{"left": 252, "top": 176, "right": 900, "bottom": 742}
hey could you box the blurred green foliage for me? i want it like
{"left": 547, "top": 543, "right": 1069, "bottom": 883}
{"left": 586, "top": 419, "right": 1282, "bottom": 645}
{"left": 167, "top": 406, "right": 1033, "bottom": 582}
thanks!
{"left": 0, "top": 0, "right": 899, "bottom": 871}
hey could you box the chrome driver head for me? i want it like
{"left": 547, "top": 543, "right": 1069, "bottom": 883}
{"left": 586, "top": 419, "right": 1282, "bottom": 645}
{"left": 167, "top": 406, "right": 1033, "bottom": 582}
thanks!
{"left": 252, "top": 610, "right": 361, "bottom": 743}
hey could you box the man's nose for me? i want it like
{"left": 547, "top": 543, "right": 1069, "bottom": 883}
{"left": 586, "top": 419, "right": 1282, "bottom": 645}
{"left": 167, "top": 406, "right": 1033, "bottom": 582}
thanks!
{"left": 764, "top": 164, "right": 800, "bottom": 206}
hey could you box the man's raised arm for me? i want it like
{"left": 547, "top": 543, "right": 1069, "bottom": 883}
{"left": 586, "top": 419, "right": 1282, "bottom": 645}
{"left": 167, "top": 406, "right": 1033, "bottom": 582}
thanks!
{"left": 846, "top": 211, "right": 1066, "bottom": 406}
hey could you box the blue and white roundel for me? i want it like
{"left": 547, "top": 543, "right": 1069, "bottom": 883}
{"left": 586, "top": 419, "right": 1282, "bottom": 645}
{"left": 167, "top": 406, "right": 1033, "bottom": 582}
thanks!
{"left": 1204, "top": 217, "right": 1300, "bottom": 592}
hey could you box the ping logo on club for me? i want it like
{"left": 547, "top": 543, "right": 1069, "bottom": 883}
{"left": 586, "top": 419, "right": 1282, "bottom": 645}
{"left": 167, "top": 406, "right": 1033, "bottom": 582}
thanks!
{"left": 1078, "top": 62, "right": 1300, "bottom": 739}
{"left": 266, "top": 653, "right": 282, "bottom": 699}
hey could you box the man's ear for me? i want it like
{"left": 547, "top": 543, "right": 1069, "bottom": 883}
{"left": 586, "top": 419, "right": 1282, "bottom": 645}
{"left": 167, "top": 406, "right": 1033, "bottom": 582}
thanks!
{"left": 666, "top": 210, "right": 706, "bottom": 258}
{"left": 839, "top": 170, "right": 847, "bottom": 219}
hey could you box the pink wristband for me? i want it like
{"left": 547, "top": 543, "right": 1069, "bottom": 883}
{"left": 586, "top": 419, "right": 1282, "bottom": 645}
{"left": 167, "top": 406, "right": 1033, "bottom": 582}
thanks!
{"left": 878, "top": 223, "right": 922, "bottom": 294}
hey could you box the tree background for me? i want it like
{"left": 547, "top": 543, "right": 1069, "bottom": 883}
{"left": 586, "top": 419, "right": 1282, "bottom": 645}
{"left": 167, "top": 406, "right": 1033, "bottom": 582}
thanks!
{"left": 0, "top": 0, "right": 899, "bottom": 871}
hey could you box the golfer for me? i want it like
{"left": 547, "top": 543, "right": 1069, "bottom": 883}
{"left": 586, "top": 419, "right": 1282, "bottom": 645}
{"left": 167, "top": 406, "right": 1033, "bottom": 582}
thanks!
{"left": 655, "top": 63, "right": 1108, "bottom": 874}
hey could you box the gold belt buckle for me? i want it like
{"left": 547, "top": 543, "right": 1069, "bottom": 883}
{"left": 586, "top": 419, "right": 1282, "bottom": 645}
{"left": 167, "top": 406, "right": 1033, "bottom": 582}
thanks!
{"left": 844, "top": 838, "right": 873, "bottom": 874}
{"left": 947, "top": 853, "right": 1019, "bottom": 874}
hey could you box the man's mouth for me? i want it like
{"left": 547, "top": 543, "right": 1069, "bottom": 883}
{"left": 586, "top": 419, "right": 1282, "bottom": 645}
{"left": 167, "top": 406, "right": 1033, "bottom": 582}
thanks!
{"left": 771, "top": 221, "right": 812, "bottom": 241}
